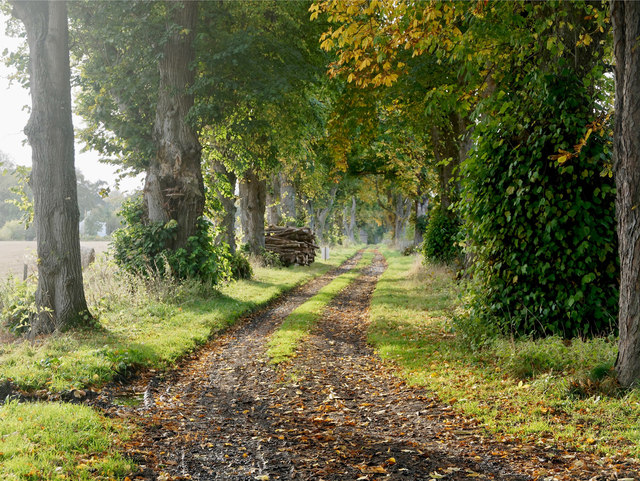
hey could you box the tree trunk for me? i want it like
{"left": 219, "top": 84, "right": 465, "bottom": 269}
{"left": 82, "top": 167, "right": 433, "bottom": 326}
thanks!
{"left": 343, "top": 196, "right": 356, "bottom": 243}
{"left": 239, "top": 168, "right": 266, "bottom": 255}
{"left": 413, "top": 198, "right": 425, "bottom": 246}
{"left": 11, "top": 0, "right": 89, "bottom": 334}
{"left": 431, "top": 112, "right": 468, "bottom": 210}
{"left": 306, "top": 197, "right": 316, "bottom": 233}
{"left": 280, "top": 173, "right": 296, "bottom": 224}
{"left": 314, "top": 187, "right": 337, "bottom": 245}
{"left": 612, "top": 1, "right": 640, "bottom": 387}
{"left": 211, "top": 160, "right": 237, "bottom": 253}
{"left": 144, "top": 1, "right": 204, "bottom": 250}
{"left": 266, "top": 173, "right": 282, "bottom": 226}
{"left": 393, "top": 193, "right": 411, "bottom": 246}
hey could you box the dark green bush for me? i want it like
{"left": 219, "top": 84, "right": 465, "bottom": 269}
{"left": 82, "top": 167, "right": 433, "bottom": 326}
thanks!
{"left": 460, "top": 71, "right": 618, "bottom": 338}
{"left": 111, "top": 196, "right": 246, "bottom": 284}
{"left": 229, "top": 252, "right": 253, "bottom": 280}
{"left": 422, "top": 206, "right": 461, "bottom": 264}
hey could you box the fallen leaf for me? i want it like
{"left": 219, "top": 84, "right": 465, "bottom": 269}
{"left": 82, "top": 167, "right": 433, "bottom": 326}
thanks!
{"left": 355, "top": 464, "right": 387, "bottom": 474}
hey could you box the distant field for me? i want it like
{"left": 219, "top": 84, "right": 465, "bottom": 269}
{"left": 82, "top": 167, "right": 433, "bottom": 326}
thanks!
{"left": 0, "top": 241, "right": 110, "bottom": 280}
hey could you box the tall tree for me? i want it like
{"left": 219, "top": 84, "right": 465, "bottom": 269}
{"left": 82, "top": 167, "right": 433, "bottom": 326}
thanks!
{"left": 144, "top": 1, "right": 204, "bottom": 250}
{"left": 239, "top": 168, "right": 266, "bottom": 254}
{"left": 612, "top": 1, "right": 640, "bottom": 387}
{"left": 10, "top": 0, "right": 89, "bottom": 334}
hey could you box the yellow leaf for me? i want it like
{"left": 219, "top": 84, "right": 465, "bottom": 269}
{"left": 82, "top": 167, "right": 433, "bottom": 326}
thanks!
{"left": 310, "top": 11, "right": 319, "bottom": 21}
{"left": 557, "top": 155, "right": 568, "bottom": 164}
{"left": 585, "top": 128, "right": 593, "bottom": 140}
{"left": 347, "top": 73, "right": 355, "bottom": 83}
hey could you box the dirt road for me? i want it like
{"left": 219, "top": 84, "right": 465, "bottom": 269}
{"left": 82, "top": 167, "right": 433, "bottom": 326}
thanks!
{"left": 104, "top": 252, "right": 638, "bottom": 480}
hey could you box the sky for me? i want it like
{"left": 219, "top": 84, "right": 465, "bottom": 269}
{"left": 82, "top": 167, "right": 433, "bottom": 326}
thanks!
{"left": 0, "top": 12, "right": 143, "bottom": 193}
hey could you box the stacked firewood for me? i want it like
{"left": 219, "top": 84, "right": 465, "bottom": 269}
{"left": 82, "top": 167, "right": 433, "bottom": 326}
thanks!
{"left": 264, "top": 225, "right": 319, "bottom": 266}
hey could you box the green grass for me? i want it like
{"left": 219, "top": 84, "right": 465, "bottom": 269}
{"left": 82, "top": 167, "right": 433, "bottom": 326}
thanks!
{"left": 267, "top": 251, "right": 374, "bottom": 364}
{"left": 369, "top": 247, "right": 640, "bottom": 458}
{"left": 0, "top": 246, "right": 360, "bottom": 393}
{"left": 0, "top": 246, "right": 361, "bottom": 480}
{"left": 0, "top": 400, "right": 132, "bottom": 480}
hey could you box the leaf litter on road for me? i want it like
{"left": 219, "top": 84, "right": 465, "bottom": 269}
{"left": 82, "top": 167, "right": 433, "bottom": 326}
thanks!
{"left": 94, "top": 251, "right": 640, "bottom": 480}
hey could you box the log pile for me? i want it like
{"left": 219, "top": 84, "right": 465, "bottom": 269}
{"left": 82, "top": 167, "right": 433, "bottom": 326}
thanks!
{"left": 265, "top": 225, "right": 319, "bottom": 266}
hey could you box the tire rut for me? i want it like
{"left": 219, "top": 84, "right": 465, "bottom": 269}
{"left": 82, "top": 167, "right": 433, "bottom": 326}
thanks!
{"left": 117, "top": 252, "right": 632, "bottom": 481}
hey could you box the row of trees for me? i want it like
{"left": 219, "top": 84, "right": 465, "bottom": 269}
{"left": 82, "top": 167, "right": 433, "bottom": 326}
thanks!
{"left": 8, "top": 0, "right": 640, "bottom": 387}
{"left": 5, "top": 0, "right": 416, "bottom": 335}
{"left": 312, "top": 0, "right": 640, "bottom": 387}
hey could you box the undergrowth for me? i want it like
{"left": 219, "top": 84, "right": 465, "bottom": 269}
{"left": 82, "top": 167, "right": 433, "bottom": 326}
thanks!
{"left": 369, "top": 248, "right": 640, "bottom": 459}
{"left": 0, "top": 246, "right": 360, "bottom": 393}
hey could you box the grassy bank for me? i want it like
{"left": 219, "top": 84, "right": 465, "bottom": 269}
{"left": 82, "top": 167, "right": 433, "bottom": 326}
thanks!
{"left": 267, "top": 250, "right": 374, "bottom": 364}
{"left": 0, "top": 401, "right": 132, "bottom": 480}
{"left": 0, "top": 246, "right": 360, "bottom": 393}
{"left": 0, "top": 246, "right": 359, "bottom": 480}
{"left": 369, "top": 247, "right": 640, "bottom": 458}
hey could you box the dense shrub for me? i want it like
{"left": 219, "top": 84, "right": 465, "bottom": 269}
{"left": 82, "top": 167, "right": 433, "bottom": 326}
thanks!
{"left": 111, "top": 196, "right": 246, "bottom": 284}
{"left": 422, "top": 206, "right": 461, "bottom": 264}
{"left": 460, "top": 71, "right": 618, "bottom": 338}
{"left": 229, "top": 252, "right": 253, "bottom": 280}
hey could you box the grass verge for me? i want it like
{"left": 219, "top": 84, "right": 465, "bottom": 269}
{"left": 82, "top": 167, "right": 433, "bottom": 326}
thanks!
{"left": 369, "top": 247, "right": 640, "bottom": 459}
{"left": 0, "top": 400, "right": 132, "bottom": 480}
{"left": 0, "top": 246, "right": 359, "bottom": 480}
{"left": 0, "top": 246, "right": 360, "bottom": 393}
{"left": 267, "top": 250, "right": 374, "bottom": 365}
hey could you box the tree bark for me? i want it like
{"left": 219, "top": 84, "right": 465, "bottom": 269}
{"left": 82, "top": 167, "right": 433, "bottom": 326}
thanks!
{"left": 279, "top": 173, "right": 296, "bottom": 224}
{"left": 266, "top": 173, "right": 282, "bottom": 226}
{"left": 392, "top": 193, "right": 411, "bottom": 246}
{"left": 612, "top": 1, "right": 640, "bottom": 387}
{"left": 211, "top": 160, "right": 237, "bottom": 253}
{"left": 314, "top": 186, "right": 338, "bottom": 245}
{"left": 11, "top": 0, "right": 89, "bottom": 334}
{"left": 413, "top": 197, "right": 428, "bottom": 246}
{"left": 144, "top": 1, "right": 204, "bottom": 250}
{"left": 239, "top": 168, "right": 266, "bottom": 255}
{"left": 431, "top": 112, "right": 468, "bottom": 210}
{"left": 343, "top": 196, "right": 356, "bottom": 243}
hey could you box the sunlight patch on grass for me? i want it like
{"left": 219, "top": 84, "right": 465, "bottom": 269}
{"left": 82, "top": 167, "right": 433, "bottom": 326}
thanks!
{"left": 369, "top": 247, "right": 640, "bottom": 458}
{"left": 0, "top": 246, "right": 361, "bottom": 393}
{"left": 0, "top": 401, "right": 132, "bottom": 480}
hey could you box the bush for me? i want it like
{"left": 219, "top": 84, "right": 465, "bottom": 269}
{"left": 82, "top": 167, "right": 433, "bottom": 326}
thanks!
{"left": 111, "top": 196, "right": 245, "bottom": 284}
{"left": 422, "top": 206, "right": 461, "bottom": 264}
{"left": 460, "top": 71, "right": 618, "bottom": 338}
{"left": 402, "top": 245, "right": 418, "bottom": 256}
{"left": 229, "top": 252, "right": 253, "bottom": 280}
{"left": 259, "top": 248, "right": 284, "bottom": 268}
